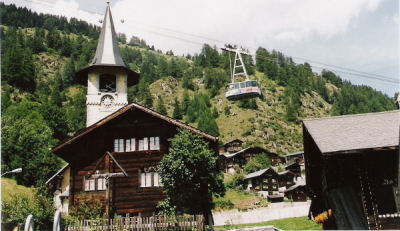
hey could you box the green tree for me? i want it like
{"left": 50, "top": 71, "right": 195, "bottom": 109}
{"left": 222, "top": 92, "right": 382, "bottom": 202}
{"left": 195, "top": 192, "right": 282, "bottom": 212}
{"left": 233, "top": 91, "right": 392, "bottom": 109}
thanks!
{"left": 156, "top": 97, "right": 167, "bottom": 115}
{"left": 244, "top": 153, "right": 272, "bottom": 173}
{"left": 172, "top": 97, "right": 182, "bottom": 120}
{"left": 181, "top": 90, "right": 190, "bottom": 114}
{"left": 63, "top": 57, "right": 76, "bottom": 87}
{"left": 158, "top": 129, "right": 225, "bottom": 224}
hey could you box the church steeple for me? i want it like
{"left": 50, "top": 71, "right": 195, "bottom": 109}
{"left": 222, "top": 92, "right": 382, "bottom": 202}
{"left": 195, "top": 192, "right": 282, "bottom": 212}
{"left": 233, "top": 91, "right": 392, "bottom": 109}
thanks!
{"left": 91, "top": 2, "right": 125, "bottom": 67}
{"left": 75, "top": 2, "right": 139, "bottom": 127}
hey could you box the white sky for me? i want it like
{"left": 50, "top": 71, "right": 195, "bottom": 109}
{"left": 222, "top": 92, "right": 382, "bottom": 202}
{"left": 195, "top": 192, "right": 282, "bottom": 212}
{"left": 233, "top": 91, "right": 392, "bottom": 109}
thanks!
{"left": 3, "top": 0, "right": 399, "bottom": 96}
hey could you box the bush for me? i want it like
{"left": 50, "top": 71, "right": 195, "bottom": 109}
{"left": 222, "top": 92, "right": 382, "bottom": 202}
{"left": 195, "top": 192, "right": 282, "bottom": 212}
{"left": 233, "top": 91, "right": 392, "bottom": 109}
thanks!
{"left": 226, "top": 173, "right": 247, "bottom": 190}
{"left": 67, "top": 195, "right": 105, "bottom": 223}
{"left": 214, "top": 198, "right": 234, "bottom": 211}
{"left": 244, "top": 153, "right": 272, "bottom": 173}
{"left": 2, "top": 190, "right": 54, "bottom": 230}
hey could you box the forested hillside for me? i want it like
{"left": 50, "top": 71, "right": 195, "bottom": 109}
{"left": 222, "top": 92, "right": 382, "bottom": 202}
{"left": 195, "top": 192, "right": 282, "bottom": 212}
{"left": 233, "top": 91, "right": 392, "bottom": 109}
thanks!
{"left": 1, "top": 3, "right": 397, "bottom": 187}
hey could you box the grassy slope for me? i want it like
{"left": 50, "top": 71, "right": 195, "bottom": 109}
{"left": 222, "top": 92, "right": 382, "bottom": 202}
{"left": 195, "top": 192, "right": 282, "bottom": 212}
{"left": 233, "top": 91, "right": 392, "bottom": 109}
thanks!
{"left": 149, "top": 69, "right": 332, "bottom": 155}
{"left": 14, "top": 26, "right": 332, "bottom": 155}
{"left": 214, "top": 190, "right": 268, "bottom": 211}
{"left": 215, "top": 216, "right": 322, "bottom": 230}
{"left": 1, "top": 178, "right": 35, "bottom": 202}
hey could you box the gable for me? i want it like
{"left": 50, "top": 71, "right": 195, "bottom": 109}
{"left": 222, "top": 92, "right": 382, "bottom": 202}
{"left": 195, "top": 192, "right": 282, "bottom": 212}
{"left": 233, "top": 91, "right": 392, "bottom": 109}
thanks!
{"left": 52, "top": 103, "right": 218, "bottom": 164}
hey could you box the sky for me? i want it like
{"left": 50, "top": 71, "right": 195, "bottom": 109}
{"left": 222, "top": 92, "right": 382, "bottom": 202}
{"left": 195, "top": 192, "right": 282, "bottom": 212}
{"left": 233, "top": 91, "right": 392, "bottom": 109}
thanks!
{"left": 3, "top": 0, "right": 400, "bottom": 97}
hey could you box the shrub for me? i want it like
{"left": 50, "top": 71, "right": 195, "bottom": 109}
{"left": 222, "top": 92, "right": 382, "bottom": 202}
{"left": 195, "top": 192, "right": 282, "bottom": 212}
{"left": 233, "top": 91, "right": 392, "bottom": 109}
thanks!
{"left": 226, "top": 173, "right": 247, "bottom": 190}
{"left": 214, "top": 198, "right": 234, "bottom": 211}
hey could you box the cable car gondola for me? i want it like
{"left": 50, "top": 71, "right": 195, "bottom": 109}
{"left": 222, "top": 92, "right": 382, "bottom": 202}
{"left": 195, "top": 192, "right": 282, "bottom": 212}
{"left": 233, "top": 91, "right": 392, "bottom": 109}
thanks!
{"left": 222, "top": 47, "right": 261, "bottom": 100}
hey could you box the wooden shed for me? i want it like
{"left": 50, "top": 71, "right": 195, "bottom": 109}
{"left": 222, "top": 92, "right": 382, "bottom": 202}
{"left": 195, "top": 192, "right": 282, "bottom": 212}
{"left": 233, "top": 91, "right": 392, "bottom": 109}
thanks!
{"left": 52, "top": 103, "right": 218, "bottom": 217}
{"left": 303, "top": 110, "right": 400, "bottom": 229}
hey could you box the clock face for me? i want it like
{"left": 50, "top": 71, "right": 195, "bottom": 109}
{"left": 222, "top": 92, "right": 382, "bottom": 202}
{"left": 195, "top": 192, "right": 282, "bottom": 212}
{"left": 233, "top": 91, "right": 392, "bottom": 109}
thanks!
{"left": 101, "top": 95, "right": 114, "bottom": 107}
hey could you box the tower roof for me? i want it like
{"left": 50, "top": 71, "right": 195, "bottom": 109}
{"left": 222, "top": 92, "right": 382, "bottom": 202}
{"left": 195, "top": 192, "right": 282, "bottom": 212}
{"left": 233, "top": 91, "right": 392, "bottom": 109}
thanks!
{"left": 75, "top": 2, "right": 139, "bottom": 86}
{"left": 92, "top": 3, "right": 124, "bottom": 66}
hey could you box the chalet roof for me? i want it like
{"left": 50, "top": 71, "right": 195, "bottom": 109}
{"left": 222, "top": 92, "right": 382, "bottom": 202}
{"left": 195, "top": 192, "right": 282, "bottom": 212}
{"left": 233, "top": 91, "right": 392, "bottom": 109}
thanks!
{"left": 75, "top": 3, "right": 139, "bottom": 86}
{"left": 223, "top": 147, "right": 280, "bottom": 159}
{"left": 224, "top": 139, "right": 243, "bottom": 146}
{"left": 45, "top": 163, "right": 69, "bottom": 185}
{"left": 277, "top": 170, "right": 295, "bottom": 176}
{"left": 284, "top": 182, "right": 306, "bottom": 192}
{"left": 285, "top": 151, "right": 304, "bottom": 157}
{"left": 285, "top": 163, "right": 300, "bottom": 169}
{"left": 303, "top": 110, "right": 400, "bottom": 155}
{"left": 245, "top": 168, "right": 277, "bottom": 179}
{"left": 52, "top": 102, "right": 218, "bottom": 153}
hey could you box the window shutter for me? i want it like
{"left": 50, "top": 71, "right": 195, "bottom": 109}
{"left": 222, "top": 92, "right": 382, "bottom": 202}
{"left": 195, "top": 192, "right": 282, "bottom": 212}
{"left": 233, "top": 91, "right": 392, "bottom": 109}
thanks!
{"left": 139, "top": 139, "right": 144, "bottom": 151}
{"left": 85, "top": 178, "right": 89, "bottom": 191}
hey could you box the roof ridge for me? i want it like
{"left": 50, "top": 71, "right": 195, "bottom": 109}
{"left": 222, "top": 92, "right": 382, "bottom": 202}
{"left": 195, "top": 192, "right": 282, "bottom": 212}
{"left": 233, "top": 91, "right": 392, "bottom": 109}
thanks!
{"left": 303, "top": 110, "right": 399, "bottom": 122}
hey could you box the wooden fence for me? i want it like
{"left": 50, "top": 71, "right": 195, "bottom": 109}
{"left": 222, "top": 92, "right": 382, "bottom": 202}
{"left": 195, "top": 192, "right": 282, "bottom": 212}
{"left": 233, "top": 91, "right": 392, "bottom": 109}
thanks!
{"left": 66, "top": 215, "right": 204, "bottom": 231}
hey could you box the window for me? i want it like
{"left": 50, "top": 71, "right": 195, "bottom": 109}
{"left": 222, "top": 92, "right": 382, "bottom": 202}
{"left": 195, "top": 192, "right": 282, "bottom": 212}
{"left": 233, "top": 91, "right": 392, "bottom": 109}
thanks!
{"left": 99, "top": 74, "right": 116, "bottom": 92}
{"left": 114, "top": 139, "right": 124, "bottom": 152}
{"left": 97, "top": 178, "right": 106, "bottom": 190}
{"left": 143, "top": 137, "right": 148, "bottom": 150}
{"left": 125, "top": 139, "right": 131, "bottom": 152}
{"left": 150, "top": 137, "right": 160, "bottom": 150}
{"left": 240, "top": 82, "right": 246, "bottom": 88}
{"left": 139, "top": 139, "right": 144, "bottom": 151}
{"left": 140, "top": 172, "right": 161, "bottom": 187}
{"left": 84, "top": 178, "right": 95, "bottom": 191}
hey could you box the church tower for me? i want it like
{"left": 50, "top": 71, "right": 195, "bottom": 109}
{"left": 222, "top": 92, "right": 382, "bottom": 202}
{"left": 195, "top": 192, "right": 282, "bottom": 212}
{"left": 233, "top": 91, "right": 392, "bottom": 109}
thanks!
{"left": 75, "top": 2, "right": 139, "bottom": 127}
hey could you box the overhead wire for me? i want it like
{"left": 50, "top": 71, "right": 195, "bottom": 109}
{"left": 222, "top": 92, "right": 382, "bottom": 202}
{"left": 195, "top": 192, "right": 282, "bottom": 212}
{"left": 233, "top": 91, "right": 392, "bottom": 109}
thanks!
{"left": 14, "top": 0, "right": 400, "bottom": 84}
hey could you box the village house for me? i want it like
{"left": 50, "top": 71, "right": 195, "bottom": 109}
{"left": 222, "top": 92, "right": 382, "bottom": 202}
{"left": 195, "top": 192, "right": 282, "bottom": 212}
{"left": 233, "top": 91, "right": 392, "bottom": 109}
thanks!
{"left": 284, "top": 182, "right": 307, "bottom": 202}
{"left": 285, "top": 163, "right": 302, "bottom": 178}
{"left": 245, "top": 168, "right": 295, "bottom": 195}
{"left": 219, "top": 139, "right": 244, "bottom": 154}
{"left": 47, "top": 3, "right": 218, "bottom": 218}
{"left": 285, "top": 151, "right": 304, "bottom": 165}
{"left": 304, "top": 110, "right": 400, "bottom": 229}
{"left": 220, "top": 146, "right": 286, "bottom": 174}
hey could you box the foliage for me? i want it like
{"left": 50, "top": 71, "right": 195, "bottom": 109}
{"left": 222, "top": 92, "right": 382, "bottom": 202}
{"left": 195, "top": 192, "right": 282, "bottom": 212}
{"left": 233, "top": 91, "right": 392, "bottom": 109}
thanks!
{"left": 172, "top": 97, "right": 183, "bottom": 119}
{"left": 244, "top": 153, "right": 271, "bottom": 173}
{"left": 214, "top": 198, "right": 234, "bottom": 211}
{"left": 238, "top": 98, "right": 258, "bottom": 109}
{"left": 156, "top": 97, "right": 168, "bottom": 115}
{"left": 225, "top": 173, "right": 247, "bottom": 190}
{"left": 66, "top": 195, "right": 105, "bottom": 222}
{"left": 1, "top": 100, "right": 62, "bottom": 186}
{"left": 158, "top": 129, "right": 225, "bottom": 216}
{"left": 2, "top": 184, "right": 54, "bottom": 231}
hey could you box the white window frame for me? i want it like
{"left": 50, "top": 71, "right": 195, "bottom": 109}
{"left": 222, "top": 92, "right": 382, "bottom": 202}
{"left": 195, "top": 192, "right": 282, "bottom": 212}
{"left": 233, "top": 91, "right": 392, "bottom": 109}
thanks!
{"left": 118, "top": 139, "right": 124, "bottom": 152}
{"left": 141, "top": 173, "right": 146, "bottom": 187}
{"left": 143, "top": 137, "right": 148, "bottom": 151}
{"left": 153, "top": 172, "right": 159, "bottom": 187}
{"left": 145, "top": 172, "right": 152, "bottom": 187}
{"left": 125, "top": 139, "right": 131, "bottom": 152}
{"left": 97, "top": 178, "right": 106, "bottom": 190}
{"left": 139, "top": 139, "right": 144, "bottom": 151}
{"left": 155, "top": 137, "right": 160, "bottom": 150}
{"left": 114, "top": 139, "right": 119, "bottom": 152}
{"left": 85, "top": 178, "right": 95, "bottom": 191}
{"left": 150, "top": 137, "right": 155, "bottom": 150}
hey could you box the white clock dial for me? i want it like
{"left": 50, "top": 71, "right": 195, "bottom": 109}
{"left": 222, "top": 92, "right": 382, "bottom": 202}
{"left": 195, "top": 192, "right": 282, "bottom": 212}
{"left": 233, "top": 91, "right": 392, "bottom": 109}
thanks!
{"left": 101, "top": 95, "right": 114, "bottom": 107}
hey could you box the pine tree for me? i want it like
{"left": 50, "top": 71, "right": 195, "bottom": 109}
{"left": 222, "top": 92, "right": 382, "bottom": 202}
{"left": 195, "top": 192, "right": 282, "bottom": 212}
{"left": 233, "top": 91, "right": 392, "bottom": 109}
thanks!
{"left": 63, "top": 57, "right": 76, "bottom": 87}
{"left": 156, "top": 97, "right": 168, "bottom": 115}
{"left": 181, "top": 90, "right": 190, "bottom": 114}
{"left": 172, "top": 97, "right": 182, "bottom": 120}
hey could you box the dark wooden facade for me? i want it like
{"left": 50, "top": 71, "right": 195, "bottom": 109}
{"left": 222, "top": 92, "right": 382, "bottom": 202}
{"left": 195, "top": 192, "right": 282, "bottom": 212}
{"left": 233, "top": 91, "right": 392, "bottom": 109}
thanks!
{"left": 52, "top": 104, "right": 218, "bottom": 216}
{"left": 284, "top": 184, "right": 307, "bottom": 201}
{"left": 285, "top": 163, "right": 301, "bottom": 178}
{"left": 246, "top": 168, "right": 295, "bottom": 193}
{"left": 222, "top": 147, "right": 285, "bottom": 173}
{"left": 285, "top": 152, "right": 304, "bottom": 165}
{"left": 220, "top": 139, "right": 243, "bottom": 153}
{"left": 303, "top": 112, "right": 400, "bottom": 230}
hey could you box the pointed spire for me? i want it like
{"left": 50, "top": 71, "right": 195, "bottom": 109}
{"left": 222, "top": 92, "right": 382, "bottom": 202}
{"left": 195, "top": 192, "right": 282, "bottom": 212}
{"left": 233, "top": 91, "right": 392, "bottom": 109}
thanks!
{"left": 91, "top": 2, "right": 125, "bottom": 66}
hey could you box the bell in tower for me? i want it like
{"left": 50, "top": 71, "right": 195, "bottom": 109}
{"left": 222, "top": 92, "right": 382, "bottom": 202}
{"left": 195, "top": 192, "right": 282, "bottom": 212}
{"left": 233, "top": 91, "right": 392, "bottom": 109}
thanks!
{"left": 75, "top": 2, "right": 139, "bottom": 127}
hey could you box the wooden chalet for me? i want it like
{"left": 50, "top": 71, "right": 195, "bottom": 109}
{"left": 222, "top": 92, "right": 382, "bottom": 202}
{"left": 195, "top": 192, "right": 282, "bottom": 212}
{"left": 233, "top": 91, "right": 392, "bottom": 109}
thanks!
{"left": 303, "top": 110, "right": 400, "bottom": 229}
{"left": 285, "top": 152, "right": 304, "bottom": 165}
{"left": 219, "top": 139, "right": 244, "bottom": 153}
{"left": 52, "top": 103, "right": 218, "bottom": 217}
{"left": 245, "top": 168, "right": 295, "bottom": 194}
{"left": 221, "top": 147, "right": 285, "bottom": 173}
{"left": 285, "top": 163, "right": 301, "bottom": 178}
{"left": 50, "top": 3, "right": 219, "bottom": 219}
{"left": 284, "top": 182, "right": 307, "bottom": 202}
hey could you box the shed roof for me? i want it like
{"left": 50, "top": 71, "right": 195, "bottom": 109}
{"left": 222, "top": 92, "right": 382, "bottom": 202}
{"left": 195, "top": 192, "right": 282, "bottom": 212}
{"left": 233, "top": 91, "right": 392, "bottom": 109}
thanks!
{"left": 45, "top": 163, "right": 69, "bottom": 185}
{"left": 303, "top": 110, "right": 399, "bottom": 154}
{"left": 52, "top": 102, "right": 218, "bottom": 154}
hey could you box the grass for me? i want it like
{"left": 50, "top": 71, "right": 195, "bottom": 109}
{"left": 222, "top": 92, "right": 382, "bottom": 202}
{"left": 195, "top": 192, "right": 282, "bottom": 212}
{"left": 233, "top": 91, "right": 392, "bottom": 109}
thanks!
{"left": 215, "top": 216, "right": 322, "bottom": 230}
{"left": 214, "top": 190, "right": 267, "bottom": 211}
{"left": 1, "top": 178, "right": 35, "bottom": 202}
